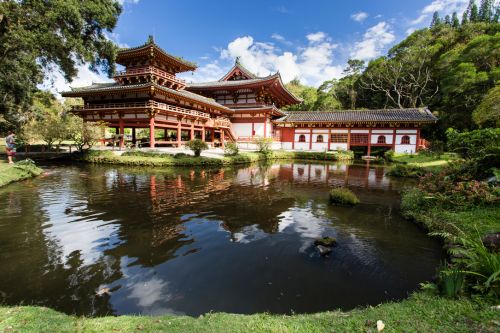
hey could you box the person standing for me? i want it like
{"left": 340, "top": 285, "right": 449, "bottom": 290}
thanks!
{"left": 5, "top": 130, "right": 16, "bottom": 164}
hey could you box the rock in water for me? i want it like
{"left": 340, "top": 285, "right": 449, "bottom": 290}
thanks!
{"left": 377, "top": 320, "right": 385, "bottom": 332}
{"left": 314, "top": 236, "right": 337, "bottom": 247}
{"left": 316, "top": 245, "right": 332, "bottom": 256}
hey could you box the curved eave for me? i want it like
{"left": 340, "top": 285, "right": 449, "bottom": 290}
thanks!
{"left": 117, "top": 45, "right": 197, "bottom": 72}
{"left": 62, "top": 84, "right": 231, "bottom": 114}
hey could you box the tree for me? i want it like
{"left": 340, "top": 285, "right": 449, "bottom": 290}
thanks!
{"left": 0, "top": 0, "right": 122, "bottom": 129}
{"left": 67, "top": 117, "right": 105, "bottom": 152}
{"left": 468, "top": 0, "right": 480, "bottom": 22}
{"left": 479, "top": 0, "right": 494, "bottom": 22}
{"left": 451, "top": 12, "right": 460, "bottom": 28}
{"left": 284, "top": 79, "right": 318, "bottom": 111}
{"left": 472, "top": 85, "right": 500, "bottom": 127}
{"left": 462, "top": 11, "right": 469, "bottom": 25}
{"left": 431, "top": 11, "right": 442, "bottom": 27}
{"left": 444, "top": 14, "right": 451, "bottom": 26}
{"left": 185, "top": 139, "right": 208, "bottom": 157}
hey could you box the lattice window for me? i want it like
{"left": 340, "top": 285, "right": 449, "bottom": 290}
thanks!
{"left": 401, "top": 135, "right": 411, "bottom": 144}
{"left": 377, "top": 135, "right": 386, "bottom": 144}
{"left": 351, "top": 134, "right": 368, "bottom": 144}
{"left": 298, "top": 134, "right": 306, "bottom": 142}
{"left": 316, "top": 135, "right": 324, "bottom": 143}
{"left": 330, "top": 133, "right": 348, "bottom": 143}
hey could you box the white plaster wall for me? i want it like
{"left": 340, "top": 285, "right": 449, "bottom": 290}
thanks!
{"left": 311, "top": 133, "right": 328, "bottom": 143}
{"left": 233, "top": 123, "right": 252, "bottom": 137}
{"left": 351, "top": 129, "right": 369, "bottom": 133}
{"left": 311, "top": 142, "right": 328, "bottom": 151}
{"left": 395, "top": 134, "right": 416, "bottom": 145}
{"left": 281, "top": 142, "right": 293, "bottom": 150}
{"left": 396, "top": 129, "right": 417, "bottom": 134}
{"left": 254, "top": 122, "right": 265, "bottom": 137}
{"left": 330, "top": 143, "right": 348, "bottom": 151}
{"left": 294, "top": 133, "right": 309, "bottom": 142}
{"left": 331, "top": 129, "right": 348, "bottom": 133}
{"left": 294, "top": 142, "right": 310, "bottom": 150}
{"left": 372, "top": 129, "right": 393, "bottom": 134}
{"left": 395, "top": 144, "right": 416, "bottom": 154}
{"left": 371, "top": 134, "right": 393, "bottom": 144}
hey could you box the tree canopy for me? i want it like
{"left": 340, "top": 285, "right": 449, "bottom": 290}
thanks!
{"left": 0, "top": 0, "right": 122, "bottom": 130}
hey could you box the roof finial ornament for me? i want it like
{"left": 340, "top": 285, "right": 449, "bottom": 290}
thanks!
{"left": 147, "top": 35, "right": 154, "bottom": 44}
{"left": 235, "top": 56, "right": 241, "bottom": 65}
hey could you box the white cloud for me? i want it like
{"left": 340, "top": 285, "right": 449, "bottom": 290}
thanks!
{"left": 116, "top": 0, "right": 140, "bottom": 4}
{"left": 350, "top": 22, "right": 395, "bottom": 61}
{"left": 271, "top": 33, "right": 285, "bottom": 41}
{"left": 406, "top": 28, "right": 416, "bottom": 35}
{"left": 306, "top": 32, "right": 327, "bottom": 43}
{"left": 410, "top": 0, "right": 468, "bottom": 26}
{"left": 351, "top": 12, "right": 369, "bottom": 22}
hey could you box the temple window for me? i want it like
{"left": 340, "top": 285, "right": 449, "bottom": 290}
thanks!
{"left": 330, "top": 134, "right": 348, "bottom": 143}
{"left": 298, "top": 134, "right": 306, "bottom": 142}
{"left": 316, "top": 135, "right": 324, "bottom": 143}
{"left": 401, "top": 135, "right": 411, "bottom": 144}
{"left": 377, "top": 135, "right": 386, "bottom": 144}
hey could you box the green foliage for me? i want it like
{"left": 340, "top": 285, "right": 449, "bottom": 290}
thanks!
{"left": 67, "top": 117, "right": 104, "bottom": 152}
{"left": 185, "top": 139, "right": 209, "bottom": 157}
{"left": 446, "top": 128, "right": 500, "bottom": 175}
{"left": 386, "top": 164, "right": 427, "bottom": 178}
{"left": 472, "top": 85, "right": 500, "bottom": 127}
{"left": 384, "top": 150, "right": 395, "bottom": 162}
{"left": 0, "top": 159, "right": 42, "bottom": 187}
{"left": 223, "top": 142, "right": 239, "bottom": 156}
{"left": 0, "top": 0, "right": 122, "bottom": 129}
{"left": 329, "top": 188, "right": 360, "bottom": 206}
{"left": 438, "top": 265, "right": 465, "bottom": 298}
{"left": 253, "top": 137, "right": 273, "bottom": 154}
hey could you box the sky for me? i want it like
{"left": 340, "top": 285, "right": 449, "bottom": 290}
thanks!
{"left": 47, "top": 0, "right": 472, "bottom": 95}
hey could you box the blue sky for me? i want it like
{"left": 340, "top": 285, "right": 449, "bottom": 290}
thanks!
{"left": 50, "top": 0, "right": 471, "bottom": 93}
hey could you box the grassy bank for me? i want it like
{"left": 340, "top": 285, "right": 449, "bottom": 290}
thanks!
{"left": 78, "top": 150, "right": 354, "bottom": 167}
{"left": 387, "top": 152, "right": 459, "bottom": 177}
{"left": 0, "top": 160, "right": 43, "bottom": 187}
{"left": 0, "top": 292, "right": 498, "bottom": 333}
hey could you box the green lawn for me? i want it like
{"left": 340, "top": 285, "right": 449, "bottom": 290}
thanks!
{"left": 0, "top": 293, "right": 498, "bottom": 333}
{"left": 392, "top": 152, "right": 459, "bottom": 167}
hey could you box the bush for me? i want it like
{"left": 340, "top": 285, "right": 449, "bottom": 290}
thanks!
{"left": 384, "top": 150, "right": 395, "bottom": 162}
{"left": 253, "top": 137, "right": 273, "bottom": 154}
{"left": 329, "top": 188, "right": 360, "bottom": 206}
{"left": 224, "top": 142, "right": 239, "bottom": 156}
{"left": 386, "top": 164, "right": 426, "bottom": 178}
{"left": 174, "top": 153, "right": 189, "bottom": 158}
{"left": 185, "top": 139, "right": 208, "bottom": 157}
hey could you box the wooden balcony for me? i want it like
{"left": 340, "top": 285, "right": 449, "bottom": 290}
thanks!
{"left": 115, "top": 66, "right": 186, "bottom": 86}
{"left": 72, "top": 101, "right": 210, "bottom": 119}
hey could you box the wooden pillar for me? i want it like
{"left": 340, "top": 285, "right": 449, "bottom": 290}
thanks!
{"left": 176, "top": 121, "right": 181, "bottom": 147}
{"left": 309, "top": 128, "right": 313, "bottom": 150}
{"left": 201, "top": 126, "right": 205, "bottom": 142}
{"left": 211, "top": 130, "right": 215, "bottom": 142}
{"left": 392, "top": 129, "right": 396, "bottom": 151}
{"left": 251, "top": 121, "right": 255, "bottom": 138}
{"left": 416, "top": 128, "right": 421, "bottom": 152}
{"left": 149, "top": 116, "right": 156, "bottom": 148}
{"left": 367, "top": 128, "right": 372, "bottom": 156}
{"left": 292, "top": 128, "right": 295, "bottom": 150}
{"left": 347, "top": 129, "right": 351, "bottom": 150}
{"left": 190, "top": 123, "right": 195, "bottom": 141}
{"left": 132, "top": 127, "right": 136, "bottom": 144}
{"left": 119, "top": 118, "right": 125, "bottom": 149}
{"left": 328, "top": 128, "right": 331, "bottom": 151}
{"left": 221, "top": 129, "right": 225, "bottom": 148}
{"left": 115, "top": 127, "right": 119, "bottom": 134}
{"left": 164, "top": 128, "right": 168, "bottom": 140}
{"left": 264, "top": 117, "right": 267, "bottom": 138}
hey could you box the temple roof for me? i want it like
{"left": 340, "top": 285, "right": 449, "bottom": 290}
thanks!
{"left": 116, "top": 36, "right": 197, "bottom": 72}
{"left": 62, "top": 82, "right": 231, "bottom": 112}
{"left": 274, "top": 108, "right": 438, "bottom": 124}
{"left": 219, "top": 57, "right": 258, "bottom": 81}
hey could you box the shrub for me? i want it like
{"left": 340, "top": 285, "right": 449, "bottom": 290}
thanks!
{"left": 253, "top": 137, "right": 273, "bottom": 154}
{"left": 384, "top": 150, "right": 395, "bottom": 162}
{"left": 174, "top": 153, "right": 189, "bottom": 158}
{"left": 224, "top": 142, "right": 239, "bottom": 156}
{"left": 438, "top": 265, "right": 465, "bottom": 298}
{"left": 329, "top": 188, "right": 360, "bottom": 206}
{"left": 185, "top": 139, "right": 208, "bottom": 157}
{"left": 386, "top": 164, "right": 426, "bottom": 178}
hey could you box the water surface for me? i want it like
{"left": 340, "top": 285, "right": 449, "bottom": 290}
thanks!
{"left": 0, "top": 162, "right": 442, "bottom": 316}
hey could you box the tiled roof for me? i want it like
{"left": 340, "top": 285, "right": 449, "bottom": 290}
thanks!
{"left": 275, "top": 108, "right": 438, "bottom": 123}
{"left": 62, "top": 83, "right": 230, "bottom": 111}
{"left": 188, "top": 74, "right": 278, "bottom": 88}
{"left": 117, "top": 36, "right": 197, "bottom": 70}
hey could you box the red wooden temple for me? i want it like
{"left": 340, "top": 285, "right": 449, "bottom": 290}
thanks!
{"left": 63, "top": 37, "right": 437, "bottom": 154}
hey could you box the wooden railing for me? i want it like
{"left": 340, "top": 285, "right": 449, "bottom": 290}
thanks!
{"left": 72, "top": 101, "right": 210, "bottom": 119}
{"left": 214, "top": 117, "right": 231, "bottom": 128}
{"left": 115, "top": 66, "right": 186, "bottom": 86}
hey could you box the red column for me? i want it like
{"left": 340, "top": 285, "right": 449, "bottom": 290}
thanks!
{"left": 119, "top": 118, "right": 125, "bottom": 149}
{"left": 367, "top": 128, "right": 372, "bottom": 156}
{"left": 292, "top": 128, "right": 295, "bottom": 150}
{"left": 190, "top": 123, "right": 195, "bottom": 141}
{"left": 221, "top": 129, "right": 225, "bottom": 148}
{"left": 251, "top": 122, "right": 255, "bottom": 138}
{"left": 416, "top": 128, "right": 421, "bottom": 152}
{"left": 347, "top": 129, "right": 351, "bottom": 150}
{"left": 176, "top": 122, "right": 182, "bottom": 147}
{"left": 309, "top": 128, "right": 313, "bottom": 150}
{"left": 392, "top": 129, "right": 396, "bottom": 151}
{"left": 201, "top": 126, "right": 205, "bottom": 141}
{"left": 328, "top": 128, "right": 331, "bottom": 151}
{"left": 149, "top": 116, "right": 156, "bottom": 148}
{"left": 264, "top": 117, "right": 267, "bottom": 138}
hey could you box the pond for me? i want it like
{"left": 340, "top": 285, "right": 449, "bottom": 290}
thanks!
{"left": 0, "top": 161, "right": 443, "bottom": 316}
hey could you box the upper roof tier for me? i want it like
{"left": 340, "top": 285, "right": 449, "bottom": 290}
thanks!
{"left": 116, "top": 36, "right": 197, "bottom": 73}
{"left": 187, "top": 58, "right": 302, "bottom": 107}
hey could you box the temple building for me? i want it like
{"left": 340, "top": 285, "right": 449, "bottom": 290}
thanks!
{"left": 63, "top": 37, "right": 437, "bottom": 154}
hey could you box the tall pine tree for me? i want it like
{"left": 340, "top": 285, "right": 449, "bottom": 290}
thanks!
{"left": 430, "top": 11, "right": 442, "bottom": 27}
{"left": 452, "top": 12, "right": 460, "bottom": 27}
